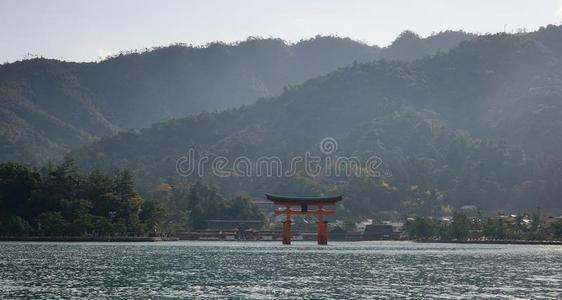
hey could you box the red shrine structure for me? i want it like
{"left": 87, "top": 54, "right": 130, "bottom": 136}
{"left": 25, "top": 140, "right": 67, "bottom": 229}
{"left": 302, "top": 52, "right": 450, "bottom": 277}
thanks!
{"left": 266, "top": 194, "right": 342, "bottom": 245}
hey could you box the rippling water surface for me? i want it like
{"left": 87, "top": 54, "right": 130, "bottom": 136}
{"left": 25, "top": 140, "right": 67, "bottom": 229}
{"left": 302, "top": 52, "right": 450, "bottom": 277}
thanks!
{"left": 0, "top": 241, "right": 561, "bottom": 299}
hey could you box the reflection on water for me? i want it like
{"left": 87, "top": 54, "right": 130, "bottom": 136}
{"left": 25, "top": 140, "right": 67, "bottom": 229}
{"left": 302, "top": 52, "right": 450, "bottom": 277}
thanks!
{"left": 0, "top": 241, "right": 561, "bottom": 299}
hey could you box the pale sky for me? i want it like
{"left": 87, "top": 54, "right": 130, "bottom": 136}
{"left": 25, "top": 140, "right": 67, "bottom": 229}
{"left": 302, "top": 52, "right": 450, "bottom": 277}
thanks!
{"left": 1, "top": 0, "right": 562, "bottom": 63}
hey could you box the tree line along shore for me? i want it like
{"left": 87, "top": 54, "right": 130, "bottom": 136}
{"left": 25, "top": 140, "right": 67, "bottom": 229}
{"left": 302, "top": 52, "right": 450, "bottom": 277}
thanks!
{"left": 0, "top": 160, "right": 263, "bottom": 238}
{"left": 1, "top": 160, "right": 561, "bottom": 243}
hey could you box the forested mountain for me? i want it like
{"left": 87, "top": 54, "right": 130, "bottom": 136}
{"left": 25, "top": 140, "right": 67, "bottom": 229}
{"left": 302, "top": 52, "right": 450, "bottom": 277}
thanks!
{"left": 0, "top": 31, "right": 473, "bottom": 164}
{"left": 70, "top": 25, "right": 562, "bottom": 216}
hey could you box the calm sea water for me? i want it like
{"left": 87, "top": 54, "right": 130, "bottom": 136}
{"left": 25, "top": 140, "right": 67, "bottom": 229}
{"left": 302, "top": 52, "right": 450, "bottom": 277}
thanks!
{"left": 0, "top": 241, "right": 560, "bottom": 299}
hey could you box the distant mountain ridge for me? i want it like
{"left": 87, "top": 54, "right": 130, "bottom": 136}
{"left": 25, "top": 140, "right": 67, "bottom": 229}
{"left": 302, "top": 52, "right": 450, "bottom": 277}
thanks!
{"left": 69, "top": 25, "right": 562, "bottom": 215}
{"left": 0, "top": 31, "right": 474, "bottom": 164}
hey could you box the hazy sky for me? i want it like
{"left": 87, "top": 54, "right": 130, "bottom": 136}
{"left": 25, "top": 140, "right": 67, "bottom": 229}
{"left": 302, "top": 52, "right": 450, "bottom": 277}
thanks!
{"left": 1, "top": 0, "right": 562, "bottom": 63}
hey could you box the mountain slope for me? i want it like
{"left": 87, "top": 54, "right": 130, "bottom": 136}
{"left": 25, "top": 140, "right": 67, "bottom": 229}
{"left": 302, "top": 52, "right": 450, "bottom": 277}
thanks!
{"left": 70, "top": 25, "right": 562, "bottom": 215}
{"left": 0, "top": 32, "right": 474, "bottom": 164}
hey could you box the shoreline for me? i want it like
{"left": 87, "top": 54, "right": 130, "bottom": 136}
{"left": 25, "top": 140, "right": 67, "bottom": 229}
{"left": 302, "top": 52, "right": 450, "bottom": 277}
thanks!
{"left": 0, "top": 236, "right": 179, "bottom": 242}
{"left": 0, "top": 236, "right": 561, "bottom": 245}
{"left": 414, "top": 239, "right": 562, "bottom": 245}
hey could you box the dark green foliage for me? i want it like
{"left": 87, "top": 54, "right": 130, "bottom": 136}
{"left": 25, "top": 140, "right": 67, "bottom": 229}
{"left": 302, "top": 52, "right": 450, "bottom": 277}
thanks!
{"left": 154, "top": 181, "right": 264, "bottom": 230}
{"left": 36, "top": 211, "right": 67, "bottom": 236}
{"left": 551, "top": 219, "right": 562, "bottom": 238}
{"left": 450, "top": 212, "right": 471, "bottom": 240}
{"left": 138, "top": 199, "right": 167, "bottom": 236}
{"left": 0, "top": 162, "right": 40, "bottom": 221}
{"left": 226, "top": 196, "right": 264, "bottom": 221}
{"left": 404, "top": 212, "right": 562, "bottom": 241}
{"left": 404, "top": 217, "right": 436, "bottom": 240}
{"left": 0, "top": 161, "right": 264, "bottom": 236}
{"left": 0, "top": 216, "right": 33, "bottom": 236}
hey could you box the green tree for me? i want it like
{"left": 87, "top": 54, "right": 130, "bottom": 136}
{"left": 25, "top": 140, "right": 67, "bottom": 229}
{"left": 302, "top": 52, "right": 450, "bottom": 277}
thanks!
{"left": 139, "top": 199, "right": 167, "bottom": 236}
{"left": 37, "top": 211, "right": 67, "bottom": 236}
{"left": 85, "top": 170, "right": 116, "bottom": 217}
{"left": 483, "top": 217, "right": 506, "bottom": 239}
{"left": 549, "top": 219, "right": 562, "bottom": 239}
{"left": 0, "top": 162, "right": 40, "bottom": 221}
{"left": 114, "top": 170, "right": 135, "bottom": 219}
{"left": 404, "top": 217, "right": 435, "bottom": 240}
{"left": 127, "top": 193, "right": 144, "bottom": 234}
{"left": 1, "top": 216, "right": 33, "bottom": 236}
{"left": 162, "top": 210, "right": 190, "bottom": 236}
{"left": 66, "top": 200, "right": 94, "bottom": 236}
{"left": 226, "top": 196, "right": 264, "bottom": 220}
{"left": 450, "top": 212, "right": 470, "bottom": 240}
{"left": 36, "top": 159, "right": 83, "bottom": 218}
{"left": 92, "top": 216, "right": 113, "bottom": 236}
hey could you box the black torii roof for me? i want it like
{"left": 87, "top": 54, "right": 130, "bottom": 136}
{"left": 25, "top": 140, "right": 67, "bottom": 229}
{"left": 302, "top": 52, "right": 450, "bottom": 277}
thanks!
{"left": 265, "top": 194, "right": 342, "bottom": 204}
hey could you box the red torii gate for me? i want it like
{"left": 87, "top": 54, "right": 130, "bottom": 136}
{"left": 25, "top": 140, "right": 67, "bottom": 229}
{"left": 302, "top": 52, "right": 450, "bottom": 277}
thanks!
{"left": 266, "top": 194, "right": 342, "bottom": 245}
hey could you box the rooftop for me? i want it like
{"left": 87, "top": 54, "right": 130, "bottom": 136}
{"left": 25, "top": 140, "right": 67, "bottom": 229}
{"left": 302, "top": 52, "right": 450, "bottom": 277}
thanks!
{"left": 265, "top": 194, "right": 342, "bottom": 204}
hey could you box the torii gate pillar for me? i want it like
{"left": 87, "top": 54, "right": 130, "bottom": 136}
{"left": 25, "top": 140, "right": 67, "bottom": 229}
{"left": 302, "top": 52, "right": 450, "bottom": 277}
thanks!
{"left": 282, "top": 219, "right": 291, "bottom": 245}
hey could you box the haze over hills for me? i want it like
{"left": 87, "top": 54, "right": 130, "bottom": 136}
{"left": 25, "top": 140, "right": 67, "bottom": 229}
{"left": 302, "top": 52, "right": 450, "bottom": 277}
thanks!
{"left": 70, "top": 25, "right": 562, "bottom": 216}
{"left": 0, "top": 31, "right": 473, "bottom": 164}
